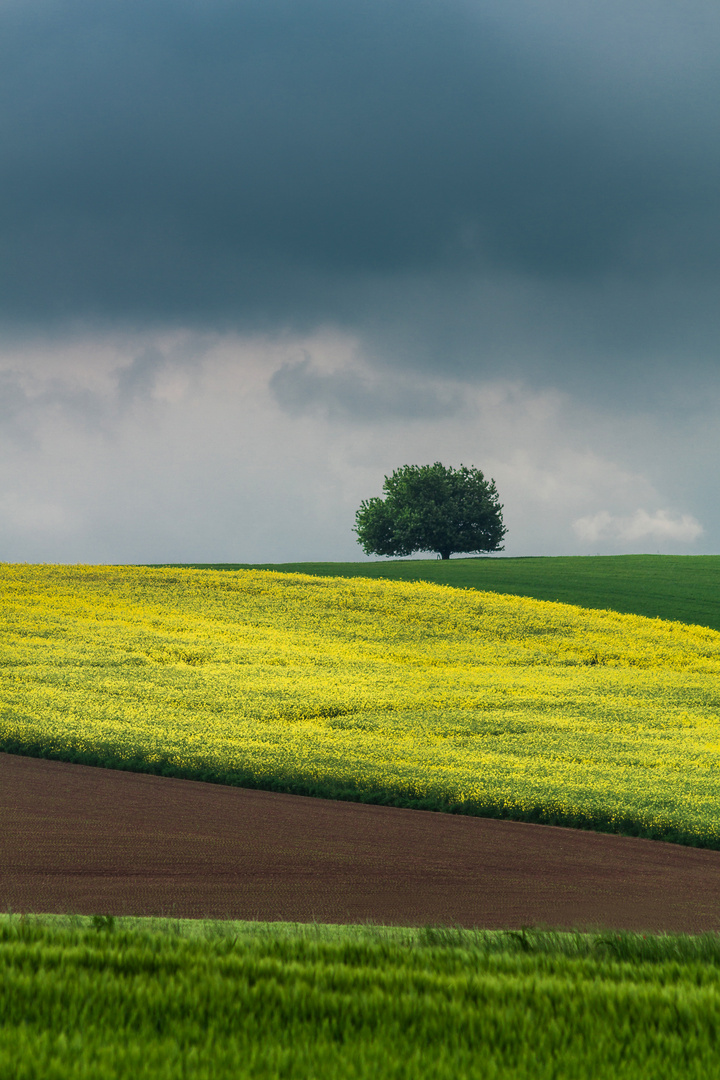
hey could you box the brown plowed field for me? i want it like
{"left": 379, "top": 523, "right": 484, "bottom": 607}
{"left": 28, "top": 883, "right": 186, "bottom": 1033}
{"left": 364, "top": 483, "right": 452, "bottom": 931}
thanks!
{"left": 3, "top": 752, "right": 720, "bottom": 932}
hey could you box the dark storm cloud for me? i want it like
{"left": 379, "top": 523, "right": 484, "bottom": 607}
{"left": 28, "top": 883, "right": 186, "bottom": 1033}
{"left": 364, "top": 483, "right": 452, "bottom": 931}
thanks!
{"left": 1, "top": 0, "right": 720, "bottom": 384}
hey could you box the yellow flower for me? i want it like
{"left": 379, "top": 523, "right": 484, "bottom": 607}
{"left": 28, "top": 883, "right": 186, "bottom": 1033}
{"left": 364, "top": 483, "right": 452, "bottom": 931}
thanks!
{"left": 2, "top": 563, "right": 720, "bottom": 843}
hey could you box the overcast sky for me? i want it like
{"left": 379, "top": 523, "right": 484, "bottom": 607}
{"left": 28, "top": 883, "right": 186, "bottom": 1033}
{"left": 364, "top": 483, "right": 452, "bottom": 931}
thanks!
{"left": 1, "top": 0, "right": 719, "bottom": 562}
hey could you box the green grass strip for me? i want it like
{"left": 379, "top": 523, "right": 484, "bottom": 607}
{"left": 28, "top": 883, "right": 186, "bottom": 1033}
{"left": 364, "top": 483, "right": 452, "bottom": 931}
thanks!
{"left": 3, "top": 914, "right": 720, "bottom": 1079}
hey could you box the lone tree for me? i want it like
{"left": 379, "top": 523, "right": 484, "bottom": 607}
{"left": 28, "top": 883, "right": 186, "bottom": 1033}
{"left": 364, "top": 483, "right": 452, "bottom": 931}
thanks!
{"left": 354, "top": 462, "right": 507, "bottom": 561}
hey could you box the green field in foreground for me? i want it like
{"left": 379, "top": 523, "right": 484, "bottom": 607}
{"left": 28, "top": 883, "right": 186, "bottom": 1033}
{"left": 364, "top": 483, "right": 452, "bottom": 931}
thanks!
{"left": 3, "top": 916, "right": 720, "bottom": 1080}
{"left": 167, "top": 554, "right": 720, "bottom": 632}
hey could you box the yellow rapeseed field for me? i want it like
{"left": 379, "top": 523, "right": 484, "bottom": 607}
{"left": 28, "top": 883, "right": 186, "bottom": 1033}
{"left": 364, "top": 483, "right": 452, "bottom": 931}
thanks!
{"left": 2, "top": 563, "right": 720, "bottom": 843}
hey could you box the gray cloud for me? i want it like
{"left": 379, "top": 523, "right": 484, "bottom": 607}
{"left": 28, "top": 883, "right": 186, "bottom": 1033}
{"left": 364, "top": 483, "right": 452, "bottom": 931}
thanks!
{"left": 114, "top": 347, "right": 169, "bottom": 405}
{"left": 1, "top": 1, "right": 719, "bottom": 562}
{"left": 0, "top": 332, "right": 714, "bottom": 561}
{"left": 0, "top": 365, "right": 105, "bottom": 445}
{"left": 0, "top": 370, "right": 31, "bottom": 426}
{"left": 270, "top": 359, "right": 463, "bottom": 421}
{"left": 0, "top": 0, "right": 719, "bottom": 397}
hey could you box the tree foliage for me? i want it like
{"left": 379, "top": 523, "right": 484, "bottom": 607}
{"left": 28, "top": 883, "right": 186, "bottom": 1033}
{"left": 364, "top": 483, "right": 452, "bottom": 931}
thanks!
{"left": 354, "top": 462, "right": 507, "bottom": 560}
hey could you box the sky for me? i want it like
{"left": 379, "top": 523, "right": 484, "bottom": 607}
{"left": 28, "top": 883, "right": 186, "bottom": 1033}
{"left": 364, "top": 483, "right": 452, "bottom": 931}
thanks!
{"left": 1, "top": 0, "right": 719, "bottom": 563}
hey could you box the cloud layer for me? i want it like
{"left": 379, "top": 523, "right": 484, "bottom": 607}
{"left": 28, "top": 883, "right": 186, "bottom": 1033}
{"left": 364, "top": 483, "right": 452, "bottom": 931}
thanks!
{"left": 2, "top": 1, "right": 720, "bottom": 390}
{"left": 0, "top": 1, "right": 718, "bottom": 560}
{"left": 0, "top": 330, "right": 709, "bottom": 562}
{"left": 573, "top": 509, "right": 704, "bottom": 548}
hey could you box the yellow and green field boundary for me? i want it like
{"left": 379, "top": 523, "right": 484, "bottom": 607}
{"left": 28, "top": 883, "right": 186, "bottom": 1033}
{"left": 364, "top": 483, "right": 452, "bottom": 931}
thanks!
{"left": 3, "top": 562, "right": 720, "bottom": 848}
{"left": 166, "top": 553, "right": 720, "bottom": 632}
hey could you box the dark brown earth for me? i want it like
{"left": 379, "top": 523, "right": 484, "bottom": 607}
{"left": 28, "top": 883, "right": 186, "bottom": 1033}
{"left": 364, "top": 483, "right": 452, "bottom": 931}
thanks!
{"left": 3, "top": 752, "right": 720, "bottom": 932}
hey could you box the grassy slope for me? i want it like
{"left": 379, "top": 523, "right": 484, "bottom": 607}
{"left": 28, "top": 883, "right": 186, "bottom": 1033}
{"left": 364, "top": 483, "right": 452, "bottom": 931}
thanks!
{"left": 166, "top": 555, "right": 720, "bottom": 632}
{"left": 3, "top": 916, "right": 720, "bottom": 1079}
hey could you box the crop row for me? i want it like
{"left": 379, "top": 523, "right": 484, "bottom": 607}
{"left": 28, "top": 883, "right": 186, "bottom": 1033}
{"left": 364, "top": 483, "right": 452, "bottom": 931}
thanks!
{"left": 3, "top": 916, "right": 720, "bottom": 1079}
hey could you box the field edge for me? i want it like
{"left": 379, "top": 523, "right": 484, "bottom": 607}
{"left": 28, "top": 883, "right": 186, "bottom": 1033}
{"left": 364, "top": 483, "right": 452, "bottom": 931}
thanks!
{"left": 3, "top": 739, "right": 716, "bottom": 852}
{"left": 4, "top": 913, "right": 720, "bottom": 959}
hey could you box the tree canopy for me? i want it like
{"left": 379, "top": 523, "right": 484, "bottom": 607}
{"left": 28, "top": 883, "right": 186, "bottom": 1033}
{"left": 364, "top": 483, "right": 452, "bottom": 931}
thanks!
{"left": 354, "top": 463, "right": 507, "bottom": 561}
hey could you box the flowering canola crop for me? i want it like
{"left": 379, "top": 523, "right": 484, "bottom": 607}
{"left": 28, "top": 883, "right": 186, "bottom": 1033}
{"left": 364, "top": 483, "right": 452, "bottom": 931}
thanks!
{"left": 2, "top": 564, "right": 720, "bottom": 844}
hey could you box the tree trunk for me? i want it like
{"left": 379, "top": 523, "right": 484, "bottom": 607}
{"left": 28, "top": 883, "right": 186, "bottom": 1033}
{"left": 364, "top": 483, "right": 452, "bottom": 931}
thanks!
{"left": 440, "top": 551, "right": 450, "bottom": 560}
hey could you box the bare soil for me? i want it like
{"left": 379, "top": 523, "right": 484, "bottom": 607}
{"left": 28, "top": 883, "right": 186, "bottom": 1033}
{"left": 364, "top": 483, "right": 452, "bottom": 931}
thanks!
{"left": 3, "top": 752, "right": 720, "bottom": 931}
